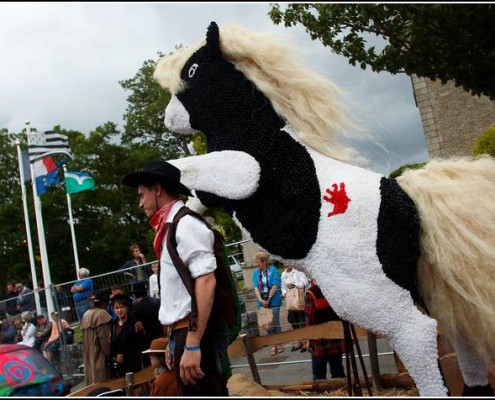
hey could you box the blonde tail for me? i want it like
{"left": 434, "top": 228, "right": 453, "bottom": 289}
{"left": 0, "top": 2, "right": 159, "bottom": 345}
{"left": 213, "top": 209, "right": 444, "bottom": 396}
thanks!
{"left": 397, "top": 155, "right": 495, "bottom": 370}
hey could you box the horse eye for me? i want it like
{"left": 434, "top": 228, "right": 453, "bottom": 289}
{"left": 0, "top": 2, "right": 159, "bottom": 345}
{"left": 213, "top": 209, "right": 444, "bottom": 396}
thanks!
{"left": 188, "top": 63, "right": 199, "bottom": 78}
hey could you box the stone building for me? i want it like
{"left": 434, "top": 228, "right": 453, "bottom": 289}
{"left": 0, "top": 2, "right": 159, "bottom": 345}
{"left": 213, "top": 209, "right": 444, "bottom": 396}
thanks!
{"left": 411, "top": 75, "right": 495, "bottom": 158}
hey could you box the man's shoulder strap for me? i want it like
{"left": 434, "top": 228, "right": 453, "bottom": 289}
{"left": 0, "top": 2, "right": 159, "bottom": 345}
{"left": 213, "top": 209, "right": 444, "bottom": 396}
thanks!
{"left": 171, "top": 205, "right": 204, "bottom": 226}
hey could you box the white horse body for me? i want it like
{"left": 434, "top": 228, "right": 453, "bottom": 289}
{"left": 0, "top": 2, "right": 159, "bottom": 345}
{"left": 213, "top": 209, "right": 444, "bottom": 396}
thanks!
{"left": 168, "top": 114, "right": 447, "bottom": 395}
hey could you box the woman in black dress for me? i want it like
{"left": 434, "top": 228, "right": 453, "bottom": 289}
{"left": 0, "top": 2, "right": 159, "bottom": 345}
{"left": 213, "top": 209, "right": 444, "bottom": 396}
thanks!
{"left": 110, "top": 294, "right": 145, "bottom": 378}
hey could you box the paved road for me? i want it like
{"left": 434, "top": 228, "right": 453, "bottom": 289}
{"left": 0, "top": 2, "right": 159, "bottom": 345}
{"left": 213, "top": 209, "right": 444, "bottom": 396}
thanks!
{"left": 230, "top": 336, "right": 398, "bottom": 387}
{"left": 231, "top": 301, "right": 400, "bottom": 387}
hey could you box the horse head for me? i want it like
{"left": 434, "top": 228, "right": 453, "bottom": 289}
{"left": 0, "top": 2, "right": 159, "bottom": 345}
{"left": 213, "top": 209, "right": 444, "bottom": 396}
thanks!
{"left": 154, "top": 22, "right": 323, "bottom": 259}
{"left": 160, "top": 21, "right": 285, "bottom": 156}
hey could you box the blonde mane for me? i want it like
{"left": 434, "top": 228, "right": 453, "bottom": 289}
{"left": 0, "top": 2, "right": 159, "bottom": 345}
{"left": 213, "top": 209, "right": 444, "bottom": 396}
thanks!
{"left": 154, "top": 24, "right": 368, "bottom": 163}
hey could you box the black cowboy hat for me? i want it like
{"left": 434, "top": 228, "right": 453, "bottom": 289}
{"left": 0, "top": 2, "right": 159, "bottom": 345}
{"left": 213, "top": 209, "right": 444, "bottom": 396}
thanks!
{"left": 122, "top": 161, "right": 192, "bottom": 197}
{"left": 130, "top": 281, "right": 148, "bottom": 298}
{"left": 93, "top": 291, "right": 110, "bottom": 304}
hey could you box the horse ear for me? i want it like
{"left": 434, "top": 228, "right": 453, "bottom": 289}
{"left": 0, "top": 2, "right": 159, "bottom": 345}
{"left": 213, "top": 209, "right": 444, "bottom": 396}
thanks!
{"left": 206, "top": 21, "right": 222, "bottom": 60}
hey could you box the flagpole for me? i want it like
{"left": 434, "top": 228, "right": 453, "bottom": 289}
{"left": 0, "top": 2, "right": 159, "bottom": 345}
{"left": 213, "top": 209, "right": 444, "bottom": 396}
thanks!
{"left": 25, "top": 120, "right": 56, "bottom": 317}
{"left": 63, "top": 165, "right": 81, "bottom": 279}
{"left": 16, "top": 140, "right": 42, "bottom": 315}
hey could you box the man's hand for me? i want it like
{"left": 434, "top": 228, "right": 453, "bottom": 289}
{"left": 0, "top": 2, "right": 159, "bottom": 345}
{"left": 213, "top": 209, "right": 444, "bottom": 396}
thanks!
{"left": 134, "top": 321, "right": 145, "bottom": 333}
{"left": 180, "top": 349, "right": 204, "bottom": 385}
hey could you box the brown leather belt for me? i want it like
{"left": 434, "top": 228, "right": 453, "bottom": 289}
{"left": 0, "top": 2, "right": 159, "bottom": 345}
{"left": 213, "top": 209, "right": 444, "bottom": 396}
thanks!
{"left": 162, "top": 314, "right": 190, "bottom": 337}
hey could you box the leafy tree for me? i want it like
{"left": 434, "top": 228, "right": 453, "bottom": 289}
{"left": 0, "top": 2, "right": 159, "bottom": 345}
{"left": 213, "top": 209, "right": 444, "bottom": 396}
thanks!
{"left": 473, "top": 126, "right": 495, "bottom": 157}
{"left": 388, "top": 162, "right": 426, "bottom": 179}
{"left": 0, "top": 123, "right": 165, "bottom": 292}
{"left": 119, "top": 55, "right": 193, "bottom": 159}
{"left": 269, "top": 3, "right": 495, "bottom": 99}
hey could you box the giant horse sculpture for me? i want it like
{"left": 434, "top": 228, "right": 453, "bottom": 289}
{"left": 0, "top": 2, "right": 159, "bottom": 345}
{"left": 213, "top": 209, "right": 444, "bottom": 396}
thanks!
{"left": 153, "top": 21, "right": 495, "bottom": 396}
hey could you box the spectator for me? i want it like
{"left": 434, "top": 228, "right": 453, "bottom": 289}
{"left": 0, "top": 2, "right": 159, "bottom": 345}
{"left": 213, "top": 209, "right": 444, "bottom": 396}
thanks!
{"left": 141, "top": 337, "right": 179, "bottom": 396}
{"left": 148, "top": 262, "right": 160, "bottom": 299}
{"left": 18, "top": 311, "right": 36, "bottom": 347}
{"left": 0, "top": 318, "right": 17, "bottom": 343}
{"left": 109, "top": 294, "right": 145, "bottom": 378}
{"left": 252, "top": 251, "right": 283, "bottom": 356}
{"left": 108, "top": 284, "right": 125, "bottom": 320}
{"left": 304, "top": 279, "right": 346, "bottom": 380}
{"left": 34, "top": 314, "right": 52, "bottom": 352}
{"left": 16, "top": 283, "right": 36, "bottom": 314}
{"left": 80, "top": 291, "right": 112, "bottom": 386}
{"left": 281, "top": 264, "right": 309, "bottom": 352}
{"left": 5, "top": 281, "right": 19, "bottom": 319}
{"left": 13, "top": 317, "right": 23, "bottom": 342}
{"left": 70, "top": 268, "right": 94, "bottom": 322}
{"left": 42, "top": 311, "right": 69, "bottom": 362}
{"left": 119, "top": 244, "right": 148, "bottom": 283}
{"left": 130, "top": 281, "right": 162, "bottom": 368}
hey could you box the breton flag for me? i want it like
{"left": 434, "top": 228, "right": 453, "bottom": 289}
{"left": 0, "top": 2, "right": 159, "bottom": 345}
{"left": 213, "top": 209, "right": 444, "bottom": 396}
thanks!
{"left": 28, "top": 130, "right": 72, "bottom": 163}
{"left": 65, "top": 170, "right": 95, "bottom": 194}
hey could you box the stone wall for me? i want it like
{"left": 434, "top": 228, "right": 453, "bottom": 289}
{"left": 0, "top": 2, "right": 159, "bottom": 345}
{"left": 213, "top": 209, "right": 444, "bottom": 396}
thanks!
{"left": 411, "top": 75, "right": 495, "bottom": 158}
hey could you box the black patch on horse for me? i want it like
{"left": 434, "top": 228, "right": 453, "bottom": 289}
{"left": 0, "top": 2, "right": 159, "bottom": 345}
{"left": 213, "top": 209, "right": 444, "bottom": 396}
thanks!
{"left": 376, "top": 177, "right": 421, "bottom": 303}
{"left": 175, "top": 26, "right": 321, "bottom": 259}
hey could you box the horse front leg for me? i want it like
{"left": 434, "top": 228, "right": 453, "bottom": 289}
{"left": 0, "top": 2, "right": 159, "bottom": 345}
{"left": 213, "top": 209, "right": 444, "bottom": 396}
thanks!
{"left": 387, "top": 310, "right": 448, "bottom": 396}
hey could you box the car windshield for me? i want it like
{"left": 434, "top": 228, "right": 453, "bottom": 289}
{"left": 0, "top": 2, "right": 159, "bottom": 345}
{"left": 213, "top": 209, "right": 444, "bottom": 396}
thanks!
{"left": 0, "top": 345, "right": 69, "bottom": 396}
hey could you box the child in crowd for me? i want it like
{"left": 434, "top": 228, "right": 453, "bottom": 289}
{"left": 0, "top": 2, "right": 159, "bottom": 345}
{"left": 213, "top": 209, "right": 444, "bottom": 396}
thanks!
{"left": 148, "top": 262, "right": 160, "bottom": 299}
{"left": 141, "top": 337, "right": 178, "bottom": 396}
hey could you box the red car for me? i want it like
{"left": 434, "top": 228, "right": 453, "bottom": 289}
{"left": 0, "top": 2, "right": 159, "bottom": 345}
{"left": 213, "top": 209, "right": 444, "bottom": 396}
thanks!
{"left": 0, "top": 344, "right": 71, "bottom": 396}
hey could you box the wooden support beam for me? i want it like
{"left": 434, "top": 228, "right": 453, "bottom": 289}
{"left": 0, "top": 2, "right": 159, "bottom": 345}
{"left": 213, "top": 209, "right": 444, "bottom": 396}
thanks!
{"left": 228, "top": 321, "right": 368, "bottom": 357}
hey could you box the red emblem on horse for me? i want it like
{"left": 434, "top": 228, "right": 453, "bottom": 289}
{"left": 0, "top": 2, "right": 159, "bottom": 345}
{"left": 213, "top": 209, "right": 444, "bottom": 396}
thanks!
{"left": 323, "top": 182, "right": 351, "bottom": 217}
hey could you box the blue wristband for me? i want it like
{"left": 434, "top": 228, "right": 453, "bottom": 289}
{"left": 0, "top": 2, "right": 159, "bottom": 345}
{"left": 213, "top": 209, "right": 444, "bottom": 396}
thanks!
{"left": 184, "top": 345, "right": 201, "bottom": 351}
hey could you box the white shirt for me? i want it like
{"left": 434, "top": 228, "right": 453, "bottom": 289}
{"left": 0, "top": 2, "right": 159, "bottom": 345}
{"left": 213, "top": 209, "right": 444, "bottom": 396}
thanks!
{"left": 158, "top": 200, "right": 217, "bottom": 325}
{"left": 19, "top": 322, "right": 36, "bottom": 347}
{"left": 149, "top": 273, "right": 159, "bottom": 298}
{"left": 281, "top": 268, "right": 309, "bottom": 296}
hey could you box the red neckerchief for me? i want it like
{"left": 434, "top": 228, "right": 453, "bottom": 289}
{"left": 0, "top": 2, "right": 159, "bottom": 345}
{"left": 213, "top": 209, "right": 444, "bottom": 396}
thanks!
{"left": 149, "top": 199, "right": 180, "bottom": 258}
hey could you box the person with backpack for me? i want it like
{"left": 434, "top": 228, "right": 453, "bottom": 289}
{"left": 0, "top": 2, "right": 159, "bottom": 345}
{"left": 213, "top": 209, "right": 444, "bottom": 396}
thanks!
{"left": 122, "top": 160, "right": 231, "bottom": 396}
{"left": 304, "top": 279, "right": 346, "bottom": 380}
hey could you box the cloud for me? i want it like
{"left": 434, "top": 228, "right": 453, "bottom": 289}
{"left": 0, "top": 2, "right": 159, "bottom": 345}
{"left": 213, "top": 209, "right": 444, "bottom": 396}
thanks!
{"left": 0, "top": 2, "right": 427, "bottom": 175}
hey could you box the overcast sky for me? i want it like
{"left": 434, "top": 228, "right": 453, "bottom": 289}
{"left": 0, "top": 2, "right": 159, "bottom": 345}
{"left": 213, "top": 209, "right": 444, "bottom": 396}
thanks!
{"left": 0, "top": 2, "right": 428, "bottom": 175}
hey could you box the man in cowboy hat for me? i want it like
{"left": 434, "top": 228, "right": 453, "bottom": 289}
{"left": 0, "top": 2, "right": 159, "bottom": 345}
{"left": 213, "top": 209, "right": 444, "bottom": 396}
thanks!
{"left": 122, "top": 161, "right": 228, "bottom": 396}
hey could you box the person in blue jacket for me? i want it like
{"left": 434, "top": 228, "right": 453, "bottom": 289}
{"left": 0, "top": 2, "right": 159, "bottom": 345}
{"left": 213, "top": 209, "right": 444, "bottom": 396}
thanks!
{"left": 70, "top": 268, "right": 94, "bottom": 322}
{"left": 252, "top": 251, "right": 283, "bottom": 356}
